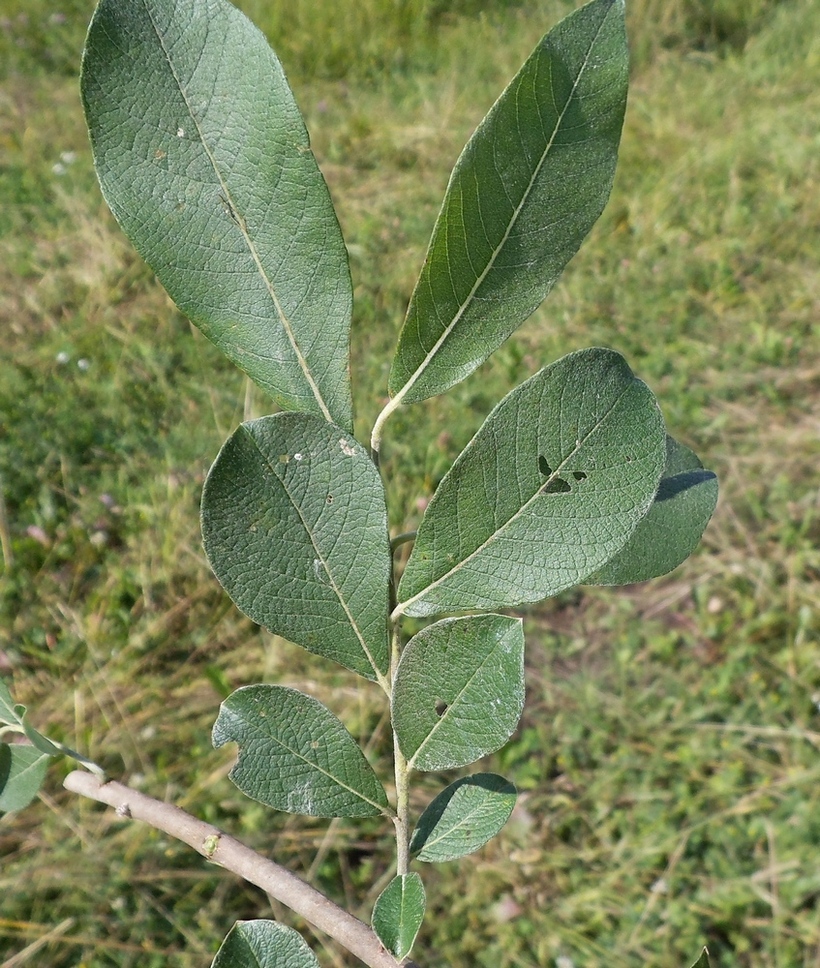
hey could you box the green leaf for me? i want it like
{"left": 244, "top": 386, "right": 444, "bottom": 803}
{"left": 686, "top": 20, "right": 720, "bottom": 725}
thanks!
{"left": 202, "top": 413, "right": 390, "bottom": 682}
{"left": 211, "top": 920, "right": 319, "bottom": 968}
{"left": 585, "top": 435, "right": 718, "bottom": 585}
{"left": 212, "top": 685, "right": 389, "bottom": 818}
{"left": 410, "top": 773, "right": 517, "bottom": 863}
{"left": 22, "top": 716, "right": 64, "bottom": 758}
{"left": 81, "top": 0, "right": 353, "bottom": 430}
{"left": 392, "top": 615, "right": 524, "bottom": 771}
{"left": 397, "top": 348, "right": 666, "bottom": 617}
{"left": 388, "top": 0, "right": 628, "bottom": 407}
{"left": 371, "top": 873, "right": 426, "bottom": 960}
{"left": 0, "top": 678, "right": 24, "bottom": 727}
{"left": 689, "top": 950, "right": 711, "bottom": 968}
{"left": 0, "top": 744, "right": 50, "bottom": 813}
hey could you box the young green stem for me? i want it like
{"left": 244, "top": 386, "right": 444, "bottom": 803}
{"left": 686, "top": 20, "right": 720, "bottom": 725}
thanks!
{"left": 390, "top": 531, "right": 417, "bottom": 553}
{"left": 389, "top": 622, "right": 411, "bottom": 875}
{"left": 393, "top": 738, "right": 411, "bottom": 876}
{"left": 370, "top": 394, "right": 403, "bottom": 465}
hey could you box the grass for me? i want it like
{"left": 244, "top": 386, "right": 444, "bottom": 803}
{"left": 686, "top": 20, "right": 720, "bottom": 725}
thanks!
{"left": 1, "top": 0, "right": 819, "bottom": 965}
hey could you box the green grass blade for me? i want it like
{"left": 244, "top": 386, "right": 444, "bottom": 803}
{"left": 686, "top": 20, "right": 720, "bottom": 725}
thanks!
{"left": 396, "top": 348, "right": 666, "bottom": 617}
{"left": 211, "top": 920, "right": 319, "bottom": 968}
{"left": 81, "top": 0, "right": 353, "bottom": 429}
{"left": 584, "top": 435, "right": 718, "bottom": 585}
{"left": 387, "top": 0, "right": 628, "bottom": 407}
{"left": 201, "top": 414, "right": 390, "bottom": 682}
{"left": 212, "top": 686, "right": 390, "bottom": 818}
{"left": 392, "top": 615, "right": 525, "bottom": 771}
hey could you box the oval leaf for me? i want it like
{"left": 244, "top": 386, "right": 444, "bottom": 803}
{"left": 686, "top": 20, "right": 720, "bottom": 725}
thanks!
{"left": 0, "top": 744, "right": 50, "bottom": 813}
{"left": 81, "top": 0, "right": 353, "bottom": 429}
{"left": 388, "top": 0, "right": 628, "bottom": 406}
{"left": 211, "top": 920, "right": 319, "bottom": 968}
{"left": 202, "top": 413, "right": 390, "bottom": 682}
{"left": 371, "top": 873, "right": 426, "bottom": 960}
{"left": 392, "top": 615, "right": 524, "bottom": 771}
{"left": 585, "top": 435, "right": 718, "bottom": 585}
{"left": 410, "top": 773, "right": 517, "bottom": 863}
{"left": 397, "top": 348, "right": 667, "bottom": 617}
{"left": 212, "top": 685, "right": 389, "bottom": 818}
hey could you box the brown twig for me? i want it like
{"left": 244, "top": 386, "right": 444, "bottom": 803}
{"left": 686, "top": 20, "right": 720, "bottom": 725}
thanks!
{"left": 63, "top": 771, "right": 412, "bottom": 968}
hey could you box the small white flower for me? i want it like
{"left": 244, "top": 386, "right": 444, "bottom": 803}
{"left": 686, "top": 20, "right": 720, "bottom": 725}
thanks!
{"left": 56, "top": 351, "right": 70, "bottom": 364}
{"left": 77, "top": 358, "right": 90, "bottom": 371}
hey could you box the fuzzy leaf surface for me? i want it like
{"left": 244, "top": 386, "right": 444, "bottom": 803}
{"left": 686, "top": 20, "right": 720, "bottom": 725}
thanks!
{"left": 410, "top": 773, "right": 517, "bottom": 862}
{"left": 392, "top": 615, "right": 524, "bottom": 771}
{"left": 388, "top": 0, "right": 627, "bottom": 406}
{"left": 585, "top": 435, "right": 718, "bottom": 584}
{"left": 397, "top": 348, "right": 666, "bottom": 616}
{"left": 0, "top": 744, "right": 50, "bottom": 813}
{"left": 211, "top": 920, "right": 319, "bottom": 968}
{"left": 371, "top": 873, "right": 426, "bottom": 960}
{"left": 212, "top": 685, "right": 389, "bottom": 818}
{"left": 202, "top": 413, "right": 390, "bottom": 681}
{"left": 82, "top": 0, "right": 353, "bottom": 429}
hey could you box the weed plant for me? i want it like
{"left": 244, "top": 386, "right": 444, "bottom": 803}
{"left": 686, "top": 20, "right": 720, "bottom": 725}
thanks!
{"left": 1, "top": 0, "right": 818, "bottom": 966}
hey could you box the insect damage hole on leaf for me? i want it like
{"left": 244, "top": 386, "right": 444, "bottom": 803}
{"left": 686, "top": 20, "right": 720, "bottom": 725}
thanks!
{"left": 542, "top": 478, "right": 571, "bottom": 495}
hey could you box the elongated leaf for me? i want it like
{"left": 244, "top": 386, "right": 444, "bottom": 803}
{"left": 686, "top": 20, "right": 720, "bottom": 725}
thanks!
{"left": 392, "top": 615, "right": 524, "bottom": 771}
{"left": 410, "top": 773, "right": 517, "bottom": 862}
{"left": 0, "top": 744, "right": 50, "bottom": 813}
{"left": 387, "top": 0, "right": 627, "bottom": 407}
{"left": 371, "top": 873, "right": 426, "bottom": 960}
{"left": 397, "top": 348, "right": 666, "bottom": 617}
{"left": 689, "top": 950, "right": 711, "bottom": 968}
{"left": 82, "top": 0, "right": 353, "bottom": 429}
{"left": 202, "top": 413, "right": 390, "bottom": 681}
{"left": 585, "top": 435, "right": 718, "bottom": 585}
{"left": 212, "top": 685, "right": 389, "bottom": 817}
{"left": 211, "top": 920, "right": 319, "bottom": 968}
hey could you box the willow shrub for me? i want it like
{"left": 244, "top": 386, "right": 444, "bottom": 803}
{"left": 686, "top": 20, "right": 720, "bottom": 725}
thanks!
{"left": 0, "top": 1, "right": 718, "bottom": 965}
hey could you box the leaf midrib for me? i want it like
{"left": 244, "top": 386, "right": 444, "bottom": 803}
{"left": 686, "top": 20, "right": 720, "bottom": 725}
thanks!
{"left": 392, "top": 2, "right": 613, "bottom": 405}
{"left": 395, "top": 380, "right": 629, "bottom": 616}
{"left": 243, "top": 427, "right": 387, "bottom": 685}
{"left": 141, "top": 0, "right": 333, "bottom": 421}
{"left": 407, "top": 624, "right": 519, "bottom": 769}
{"left": 224, "top": 693, "right": 388, "bottom": 814}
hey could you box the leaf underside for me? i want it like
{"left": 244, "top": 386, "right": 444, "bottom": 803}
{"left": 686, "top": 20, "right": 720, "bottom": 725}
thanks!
{"left": 411, "top": 773, "right": 517, "bottom": 862}
{"left": 81, "top": 0, "right": 353, "bottom": 429}
{"left": 388, "top": 0, "right": 628, "bottom": 406}
{"left": 201, "top": 413, "right": 390, "bottom": 681}
{"left": 392, "top": 615, "right": 525, "bottom": 771}
{"left": 212, "top": 685, "right": 389, "bottom": 818}
{"left": 397, "top": 347, "right": 667, "bottom": 617}
{"left": 585, "top": 434, "right": 718, "bottom": 584}
{"left": 371, "top": 873, "right": 426, "bottom": 960}
{"left": 211, "top": 920, "right": 320, "bottom": 968}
